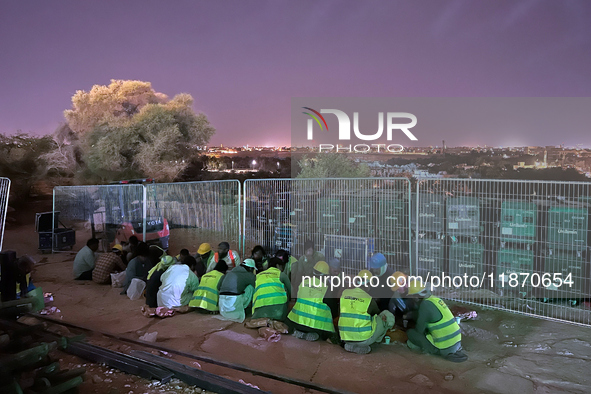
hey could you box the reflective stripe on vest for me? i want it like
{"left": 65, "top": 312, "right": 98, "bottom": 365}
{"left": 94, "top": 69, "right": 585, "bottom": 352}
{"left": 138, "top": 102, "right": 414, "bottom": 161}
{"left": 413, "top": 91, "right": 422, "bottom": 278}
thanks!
{"left": 215, "top": 250, "right": 236, "bottom": 268}
{"left": 338, "top": 288, "right": 376, "bottom": 341}
{"left": 252, "top": 267, "right": 287, "bottom": 311}
{"left": 425, "top": 296, "right": 461, "bottom": 349}
{"left": 288, "top": 280, "right": 335, "bottom": 333}
{"left": 189, "top": 270, "right": 224, "bottom": 311}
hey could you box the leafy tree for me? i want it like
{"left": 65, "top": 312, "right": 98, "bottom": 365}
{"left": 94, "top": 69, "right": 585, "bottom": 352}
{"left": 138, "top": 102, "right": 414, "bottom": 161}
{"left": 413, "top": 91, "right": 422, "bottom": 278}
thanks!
{"left": 64, "top": 80, "right": 167, "bottom": 135}
{"left": 60, "top": 81, "right": 215, "bottom": 183}
{"left": 297, "top": 153, "right": 371, "bottom": 178}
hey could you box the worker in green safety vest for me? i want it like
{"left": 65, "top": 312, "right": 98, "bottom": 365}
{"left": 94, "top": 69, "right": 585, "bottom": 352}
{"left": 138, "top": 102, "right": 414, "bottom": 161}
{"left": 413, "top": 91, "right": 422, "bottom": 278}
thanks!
{"left": 338, "top": 270, "right": 395, "bottom": 355}
{"left": 251, "top": 257, "right": 291, "bottom": 321}
{"left": 288, "top": 261, "right": 338, "bottom": 342}
{"left": 406, "top": 280, "right": 468, "bottom": 362}
{"left": 189, "top": 260, "right": 227, "bottom": 313}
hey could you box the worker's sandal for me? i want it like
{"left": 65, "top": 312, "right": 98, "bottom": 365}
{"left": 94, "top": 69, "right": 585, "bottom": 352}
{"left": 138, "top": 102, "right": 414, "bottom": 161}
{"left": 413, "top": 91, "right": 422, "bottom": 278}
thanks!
{"left": 293, "top": 330, "right": 306, "bottom": 339}
{"left": 304, "top": 332, "right": 320, "bottom": 341}
{"left": 344, "top": 343, "right": 371, "bottom": 354}
{"left": 444, "top": 351, "right": 468, "bottom": 363}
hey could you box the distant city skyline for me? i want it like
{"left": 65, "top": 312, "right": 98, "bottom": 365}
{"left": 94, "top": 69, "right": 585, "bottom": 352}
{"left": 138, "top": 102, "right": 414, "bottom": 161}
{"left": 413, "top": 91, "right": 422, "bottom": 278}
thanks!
{"left": 1, "top": 1, "right": 590, "bottom": 146}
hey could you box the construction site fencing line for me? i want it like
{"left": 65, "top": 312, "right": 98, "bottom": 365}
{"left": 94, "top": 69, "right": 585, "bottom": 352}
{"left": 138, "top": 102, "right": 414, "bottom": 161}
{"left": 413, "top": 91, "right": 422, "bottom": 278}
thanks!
{"left": 415, "top": 178, "right": 591, "bottom": 326}
{"left": 52, "top": 181, "right": 241, "bottom": 255}
{"left": 49, "top": 177, "right": 591, "bottom": 327}
{"left": 243, "top": 178, "right": 412, "bottom": 276}
{"left": 0, "top": 177, "right": 11, "bottom": 251}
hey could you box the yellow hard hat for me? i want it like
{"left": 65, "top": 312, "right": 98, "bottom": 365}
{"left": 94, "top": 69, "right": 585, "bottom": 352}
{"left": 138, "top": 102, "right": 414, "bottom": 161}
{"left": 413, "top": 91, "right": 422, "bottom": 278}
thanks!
{"left": 357, "top": 270, "right": 373, "bottom": 279}
{"left": 313, "top": 261, "right": 330, "bottom": 275}
{"left": 197, "top": 243, "right": 211, "bottom": 255}
{"left": 407, "top": 279, "right": 426, "bottom": 295}
{"left": 112, "top": 244, "right": 123, "bottom": 252}
{"left": 390, "top": 271, "right": 408, "bottom": 291}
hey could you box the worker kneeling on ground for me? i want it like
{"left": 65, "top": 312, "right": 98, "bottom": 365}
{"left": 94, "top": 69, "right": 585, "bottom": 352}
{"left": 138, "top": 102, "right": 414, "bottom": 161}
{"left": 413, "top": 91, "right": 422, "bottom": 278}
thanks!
{"left": 405, "top": 280, "right": 468, "bottom": 363}
{"left": 218, "top": 258, "right": 257, "bottom": 323}
{"left": 251, "top": 257, "right": 291, "bottom": 322}
{"left": 156, "top": 256, "right": 200, "bottom": 309}
{"left": 189, "top": 260, "right": 227, "bottom": 313}
{"left": 288, "top": 261, "right": 338, "bottom": 342}
{"left": 339, "top": 270, "right": 395, "bottom": 354}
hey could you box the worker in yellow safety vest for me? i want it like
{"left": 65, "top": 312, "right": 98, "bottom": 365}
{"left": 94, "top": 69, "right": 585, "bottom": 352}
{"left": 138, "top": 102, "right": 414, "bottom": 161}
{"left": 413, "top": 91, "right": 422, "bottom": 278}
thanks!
{"left": 288, "top": 261, "right": 338, "bottom": 342}
{"left": 338, "top": 270, "right": 395, "bottom": 354}
{"left": 251, "top": 257, "right": 291, "bottom": 321}
{"left": 405, "top": 280, "right": 468, "bottom": 362}
{"left": 189, "top": 260, "right": 227, "bottom": 313}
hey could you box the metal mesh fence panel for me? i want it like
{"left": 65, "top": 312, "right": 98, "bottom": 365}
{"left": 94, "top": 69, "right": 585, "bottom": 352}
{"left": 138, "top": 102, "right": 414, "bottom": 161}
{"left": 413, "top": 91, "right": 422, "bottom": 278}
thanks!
{"left": 243, "top": 178, "right": 411, "bottom": 276}
{"left": 415, "top": 178, "right": 591, "bottom": 325}
{"left": 145, "top": 180, "right": 241, "bottom": 256}
{"left": 53, "top": 185, "right": 145, "bottom": 253}
{"left": 0, "top": 177, "right": 11, "bottom": 251}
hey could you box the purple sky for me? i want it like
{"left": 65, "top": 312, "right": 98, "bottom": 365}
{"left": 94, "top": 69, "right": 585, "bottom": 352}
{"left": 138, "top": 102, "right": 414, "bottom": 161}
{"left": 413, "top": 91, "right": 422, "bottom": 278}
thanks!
{"left": 1, "top": 1, "right": 590, "bottom": 146}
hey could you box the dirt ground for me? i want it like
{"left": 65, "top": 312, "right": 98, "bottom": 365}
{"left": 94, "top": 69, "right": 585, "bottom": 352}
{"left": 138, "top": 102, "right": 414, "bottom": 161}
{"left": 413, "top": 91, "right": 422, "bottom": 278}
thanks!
{"left": 4, "top": 199, "right": 591, "bottom": 393}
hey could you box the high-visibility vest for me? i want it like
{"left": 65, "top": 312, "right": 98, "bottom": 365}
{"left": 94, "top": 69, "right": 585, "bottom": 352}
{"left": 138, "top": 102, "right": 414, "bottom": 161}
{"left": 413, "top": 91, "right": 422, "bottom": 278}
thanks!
{"left": 425, "top": 296, "right": 461, "bottom": 350}
{"left": 338, "top": 288, "right": 376, "bottom": 341}
{"left": 215, "top": 251, "right": 236, "bottom": 268}
{"left": 252, "top": 267, "right": 287, "bottom": 312}
{"left": 189, "top": 270, "right": 224, "bottom": 311}
{"left": 288, "top": 279, "right": 335, "bottom": 333}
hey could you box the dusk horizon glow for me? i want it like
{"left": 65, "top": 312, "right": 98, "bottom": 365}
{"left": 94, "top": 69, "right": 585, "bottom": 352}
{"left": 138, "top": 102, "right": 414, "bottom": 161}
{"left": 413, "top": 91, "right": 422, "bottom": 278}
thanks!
{"left": 1, "top": 1, "right": 590, "bottom": 147}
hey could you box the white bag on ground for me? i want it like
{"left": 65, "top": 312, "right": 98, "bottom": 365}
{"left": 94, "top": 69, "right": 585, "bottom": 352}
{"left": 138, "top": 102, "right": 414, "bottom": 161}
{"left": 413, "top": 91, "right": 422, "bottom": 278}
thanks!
{"left": 111, "top": 271, "right": 126, "bottom": 288}
{"left": 127, "top": 278, "right": 146, "bottom": 300}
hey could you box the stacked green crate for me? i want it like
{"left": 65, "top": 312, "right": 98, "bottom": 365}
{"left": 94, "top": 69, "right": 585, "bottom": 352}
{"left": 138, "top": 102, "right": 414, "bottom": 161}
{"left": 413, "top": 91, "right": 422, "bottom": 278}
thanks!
{"left": 347, "top": 194, "right": 374, "bottom": 237}
{"left": 377, "top": 195, "right": 407, "bottom": 258}
{"left": 411, "top": 193, "right": 445, "bottom": 235}
{"left": 448, "top": 242, "right": 484, "bottom": 278}
{"left": 446, "top": 197, "right": 484, "bottom": 282}
{"left": 546, "top": 207, "right": 588, "bottom": 251}
{"left": 497, "top": 247, "right": 535, "bottom": 284}
{"left": 411, "top": 238, "right": 445, "bottom": 277}
{"left": 446, "top": 197, "right": 481, "bottom": 237}
{"left": 316, "top": 197, "right": 342, "bottom": 235}
{"left": 500, "top": 201, "right": 537, "bottom": 245}
{"left": 544, "top": 206, "right": 588, "bottom": 300}
{"left": 496, "top": 201, "right": 538, "bottom": 292}
{"left": 411, "top": 193, "right": 446, "bottom": 278}
{"left": 544, "top": 249, "right": 586, "bottom": 296}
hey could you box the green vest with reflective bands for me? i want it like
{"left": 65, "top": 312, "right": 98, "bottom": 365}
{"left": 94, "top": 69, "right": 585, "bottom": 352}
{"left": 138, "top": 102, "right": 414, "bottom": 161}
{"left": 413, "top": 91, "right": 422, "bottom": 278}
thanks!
{"left": 425, "top": 296, "right": 461, "bottom": 349}
{"left": 288, "top": 279, "right": 335, "bottom": 333}
{"left": 189, "top": 270, "right": 224, "bottom": 311}
{"left": 252, "top": 267, "right": 287, "bottom": 312}
{"left": 338, "top": 288, "right": 376, "bottom": 341}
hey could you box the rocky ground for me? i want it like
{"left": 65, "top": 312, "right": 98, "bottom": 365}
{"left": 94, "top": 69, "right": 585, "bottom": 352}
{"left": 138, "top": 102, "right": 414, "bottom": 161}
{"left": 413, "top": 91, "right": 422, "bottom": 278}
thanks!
{"left": 4, "top": 199, "right": 591, "bottom": 393}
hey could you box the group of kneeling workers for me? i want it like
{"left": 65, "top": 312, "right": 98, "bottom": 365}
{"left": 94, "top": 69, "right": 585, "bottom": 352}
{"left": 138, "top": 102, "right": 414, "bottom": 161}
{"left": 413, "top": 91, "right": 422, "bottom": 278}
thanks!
{"left": 142, "top": 242, "right": 468, "bottom": 362}
{"left": 73, "top": 237, "right": 467, "bottom": 362}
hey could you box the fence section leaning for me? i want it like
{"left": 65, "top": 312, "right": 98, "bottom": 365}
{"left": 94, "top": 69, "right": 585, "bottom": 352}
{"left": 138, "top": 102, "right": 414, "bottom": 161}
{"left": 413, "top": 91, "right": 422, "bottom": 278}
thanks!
{"left": 0, "top": 177, "right": 11, "bottom": 251}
